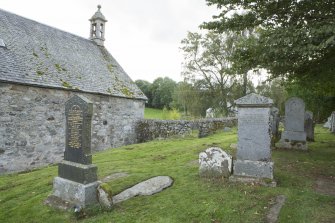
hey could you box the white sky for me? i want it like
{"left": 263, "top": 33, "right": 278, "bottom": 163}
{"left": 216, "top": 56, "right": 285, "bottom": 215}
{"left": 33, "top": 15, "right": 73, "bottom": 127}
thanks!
{"left": 1, "top": 0, "right": 220, "bottom": 83}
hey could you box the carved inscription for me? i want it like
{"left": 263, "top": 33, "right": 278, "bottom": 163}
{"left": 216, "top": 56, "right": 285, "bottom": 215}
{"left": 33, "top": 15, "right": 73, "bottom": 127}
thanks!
{"left": 67, "top": 105, "right": 82, "bottom": 149}
{"left": 239, "top": 114, "right": 266, "bottom": 125}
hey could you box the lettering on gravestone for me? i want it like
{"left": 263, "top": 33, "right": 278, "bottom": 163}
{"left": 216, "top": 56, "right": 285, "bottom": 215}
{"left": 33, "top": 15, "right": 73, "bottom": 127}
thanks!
{"left": 64, "top": 95, "right": 93, "bottom": 164}
{"left": 68, "top": 105, "right": 83, "bottom": 149}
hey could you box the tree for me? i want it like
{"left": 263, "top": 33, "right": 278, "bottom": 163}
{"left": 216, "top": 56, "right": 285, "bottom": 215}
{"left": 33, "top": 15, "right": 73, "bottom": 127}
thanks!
{"left": 202, "top": 0, "right": 335, "bottom": 95}
{"left": 256, "top": 78, "right": 288, "bottom": 113}
{"left": 150, "top": 77, "right": 177, "bottom": 109}
{"left": 180, "top": 31, "right": 248, "bottom": 115}
{"left": 173, "top": 80, "right": 214, "bottom": 117}
{"left": 135, "top": 80, "right": 153, "bottom": 106}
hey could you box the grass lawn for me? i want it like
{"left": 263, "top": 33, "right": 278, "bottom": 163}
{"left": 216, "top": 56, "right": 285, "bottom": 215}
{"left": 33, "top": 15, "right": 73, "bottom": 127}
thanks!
{"left": 144, "top": 108, "right": 164, "bottom": 119}
{"left": 0, "top": 125, "right": 334, "bottom": 222}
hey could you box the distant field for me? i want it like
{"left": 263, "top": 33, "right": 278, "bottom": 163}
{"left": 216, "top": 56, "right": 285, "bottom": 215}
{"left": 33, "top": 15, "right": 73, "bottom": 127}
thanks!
{"left": 144, "top": 107, "right": 164, "bottom": 119}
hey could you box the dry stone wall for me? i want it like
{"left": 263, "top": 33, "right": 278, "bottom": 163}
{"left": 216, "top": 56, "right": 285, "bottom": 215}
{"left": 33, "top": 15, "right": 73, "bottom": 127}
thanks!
{"left": 0, "top": 83, "right": 145, "bottom": 173}
{"left": 136, "top": 118, "right": 237, "bottom": 143}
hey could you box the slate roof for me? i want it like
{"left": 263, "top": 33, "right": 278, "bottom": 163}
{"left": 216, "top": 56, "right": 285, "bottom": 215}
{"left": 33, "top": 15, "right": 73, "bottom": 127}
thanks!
{"left": 0, "top": 9, "right": 146, "bottom": 100}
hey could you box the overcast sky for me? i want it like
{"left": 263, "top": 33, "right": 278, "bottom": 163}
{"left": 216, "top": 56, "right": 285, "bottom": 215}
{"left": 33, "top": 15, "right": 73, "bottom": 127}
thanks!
{"left": 2, "top": 0, "right": 219, "bottom": 82}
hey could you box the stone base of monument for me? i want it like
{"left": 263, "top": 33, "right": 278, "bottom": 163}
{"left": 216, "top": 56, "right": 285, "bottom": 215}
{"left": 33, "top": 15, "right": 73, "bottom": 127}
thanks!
{"left": 230, "top": 160, "right": 276, "bottom": 187}
{"left": 229, "top": 175, "right": 277, "bottom": 187}
{"left": 46, "top": 160, "right": 99, "bottom": 209}
{"left": 58, "top": 160, "right": 97, "bottom": 184}
{"left": 277, "top": 130, "right": 307, "bottom": 150}
{"left": 50, "top": 177, "right": 99, "bottom": 207}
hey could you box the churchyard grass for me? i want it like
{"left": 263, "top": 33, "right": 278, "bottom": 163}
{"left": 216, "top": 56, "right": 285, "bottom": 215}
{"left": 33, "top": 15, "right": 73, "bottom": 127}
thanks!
{"left": 144, "top": 108, "right": 165, "bottom": 119}
{"left": 0, "top": 125, "right": 334, "bottom": 222}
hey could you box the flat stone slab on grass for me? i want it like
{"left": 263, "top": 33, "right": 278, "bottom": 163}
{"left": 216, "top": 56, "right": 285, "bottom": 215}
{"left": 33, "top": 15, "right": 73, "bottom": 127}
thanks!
{"left": 112, "top": 176, "right": 173, "bottom": 204}
{"left": 266, "top": 195, "right": 287, "bottom": 223}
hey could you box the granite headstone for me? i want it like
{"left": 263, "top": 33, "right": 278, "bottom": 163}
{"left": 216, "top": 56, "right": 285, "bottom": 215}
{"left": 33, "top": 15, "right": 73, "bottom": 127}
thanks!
{"left": 49, "top": 95, "right": 99, "bottom": 207}
{"left": 231, "top": 93, "right": 274, "bottom": 180}
{"left": 331, "top": 111, "right": 335, "bottom": 134}
{"left": 278, "top": 97, "right": 307, "bottom": 150}
{"left": 270, "top": 107, "right": 280, "bottom": 138}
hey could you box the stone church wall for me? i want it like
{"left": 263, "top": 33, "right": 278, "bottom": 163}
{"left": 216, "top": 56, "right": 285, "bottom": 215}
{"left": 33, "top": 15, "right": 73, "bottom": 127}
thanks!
{"left": 0, "top": 83, "right": 145, "bottom": 173}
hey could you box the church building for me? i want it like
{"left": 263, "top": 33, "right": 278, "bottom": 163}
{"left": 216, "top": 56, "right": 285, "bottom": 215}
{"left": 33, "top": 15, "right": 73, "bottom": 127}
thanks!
{"left": 0, "top": 6, "right": 147, "bottom": 173}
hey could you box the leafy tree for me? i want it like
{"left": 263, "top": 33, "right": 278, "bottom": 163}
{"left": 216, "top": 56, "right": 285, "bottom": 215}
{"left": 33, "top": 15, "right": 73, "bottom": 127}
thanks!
{"left": 285, "top": 82, "right": 335, "bottom": 122}
{"left": 135, "top": 79, "right": 153, "bottom": 106}
{"left": 180, "top": 31, "right": 248, "bottom": 115}
{"left": 173, "top": 80, "right": 215, "bottom": 117}
{"left": 202, "top": 0, "right": 335, "bottom": 95}
{"left": 150, "top": 77, "right": 177, "bottom": 109}
{"left": 256, "top": 78, "right": 288, "bottom": 113}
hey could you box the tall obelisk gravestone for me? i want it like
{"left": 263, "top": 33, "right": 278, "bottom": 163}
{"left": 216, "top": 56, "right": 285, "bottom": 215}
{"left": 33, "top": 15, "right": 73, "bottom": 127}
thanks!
{"left": 230, "top": 93, "right": 275, "bottom": 184}
{"left": 52, "top": 95, "right": 98, "bottom": 207}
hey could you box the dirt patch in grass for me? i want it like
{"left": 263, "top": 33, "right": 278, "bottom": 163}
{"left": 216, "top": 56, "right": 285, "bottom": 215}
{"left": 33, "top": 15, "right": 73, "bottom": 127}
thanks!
{"left": 314, "top": 176, "right": 335, "bottom": 196}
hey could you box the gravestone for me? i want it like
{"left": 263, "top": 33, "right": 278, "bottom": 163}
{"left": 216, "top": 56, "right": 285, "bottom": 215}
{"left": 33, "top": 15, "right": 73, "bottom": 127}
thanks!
{"left": 331, "top": 111, "right": 335, "bottom": 133}
{"left": 49, "top": 95, "right": 99, "bottom": 207}
{"left": 270, "top": 107, "right": 280, "bottom": 138}
{"left": 206, "top": 108, "right": 214, "bottom": 118}
{"left": 323, "top": 116, "right": 331, "bottom": 129}
{"left": 304, "top": 111, "right": 314, "bottom": 141}
{"left": 199, "top": 147, "right": 232, "bottom": 178}
{"left": 231, "top": 93, "right": 274, "bottom": 181}
{"left": 278, "top": 97, "right": 307, "bottom": 150}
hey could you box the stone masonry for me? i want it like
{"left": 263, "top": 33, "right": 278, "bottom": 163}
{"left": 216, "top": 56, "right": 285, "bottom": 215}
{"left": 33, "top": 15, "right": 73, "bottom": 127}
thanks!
{"left": 0, "top": 83, "right": 144, "bottom": 173}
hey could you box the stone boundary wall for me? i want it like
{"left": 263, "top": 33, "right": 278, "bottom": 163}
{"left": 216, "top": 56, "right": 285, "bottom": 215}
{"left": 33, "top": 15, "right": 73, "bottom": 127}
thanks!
{"left": 136, "top": 118, "right": 237, "bottom": 143}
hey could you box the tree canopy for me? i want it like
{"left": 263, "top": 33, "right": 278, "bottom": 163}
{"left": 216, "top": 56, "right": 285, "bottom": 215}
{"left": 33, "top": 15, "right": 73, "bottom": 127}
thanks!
{"left": 180, "top": 31, "right": 254, "bottom": 115}
{"left": 202, "top": 0, "right": 335, "bottom": 95}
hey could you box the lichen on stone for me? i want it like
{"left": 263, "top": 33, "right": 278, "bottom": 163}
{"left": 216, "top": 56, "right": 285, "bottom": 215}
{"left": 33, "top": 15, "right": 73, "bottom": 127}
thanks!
{"left": 120, "top": 86, "right": 134, "bottom": 97}
{"left": 32, "top": 51, "right": 38, "bottom": 58}
{"left": 107, "top": 64, "right": 113, "bottom": 73}
{"left": 54, "top": 64, "right": 67, "bottom": 73}
{"left": 40, "top": 45, "right": 50, "bottom": 58}
{"left": 60, "top": 79, "right": 72, "bottom": 88}
{"left": 36, "top": 70, "right": 44, "bottom": 76}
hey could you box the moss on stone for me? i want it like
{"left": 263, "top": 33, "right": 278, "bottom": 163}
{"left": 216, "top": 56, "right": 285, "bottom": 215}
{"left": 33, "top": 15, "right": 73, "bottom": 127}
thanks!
{"left": 33, "top": 51, "right": 38, "bottom": 58}
{"left": 36, "top": 70, "right": 44, "bottom": 76}
{"left": 54, "top": 64, "right": 67, "bottom": 73}
{"left": 40, "top": 45, "right": 50, "bottom": 58}
{"left": 107, "top": 64, "right": 114, "bottom": 73}
{"left": 121, "top": 86, "right": 134, "bottom": 97}
{"left": 100, "top": 183, "right": 113, "bottom": 199}
{"left": 60, "top": 79, "right": 73, "bottom": 88}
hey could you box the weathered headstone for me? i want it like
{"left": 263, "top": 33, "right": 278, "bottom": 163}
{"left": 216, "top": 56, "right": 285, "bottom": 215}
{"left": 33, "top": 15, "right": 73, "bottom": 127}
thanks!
{"left": 270, "top": 107, "right": 280, "bottom": 138}
{"left": 48, "top": 95, "right": 99, "bottom": 208}
{"left": 304, "top": 111, "right": 314, "bottom": 141}
{"left": 199, "top": 147, "right": 232, "bottom": 178}
{"left": 231, "top": 93, "right": 274, "bottom": 181}
{"left": 331, "top": 111, "right": 335, "bottom": 134}
{"left": 323, "top": 116, "right": 331, "bottom": 129}
{"left": 206, "top": 108, "right": 215, "bottom": 118}
{"left": 278, "top": 97, "right": 307, "bottom": 150}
